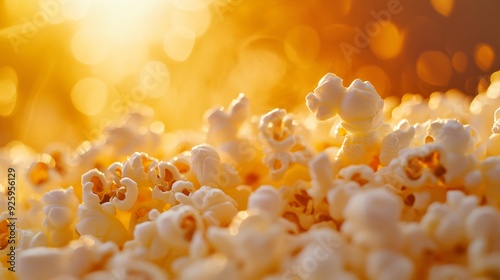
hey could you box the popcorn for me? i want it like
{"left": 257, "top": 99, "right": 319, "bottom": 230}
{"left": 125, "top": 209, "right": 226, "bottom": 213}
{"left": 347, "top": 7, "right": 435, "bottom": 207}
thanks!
{"left": 191, "top": 145, "right": 240, "bottom": 188}
{"left": 40, "top": 187, "right": 79, "bottom": 247}
{"left": 420, "top": 191, "right": 478, "bottom": 252}
{"left": 205, "top": 93, "right": 251, "bottom": 146}
{"left": 366, "top": 249, "right": 414, "bottom": 280}
{"left": 306, "top": 73, "right": 391, "bottom": 166}
{"left": 342, "top": 188, "right": 402, "bottom": 249}
{"left": 380, "top": 120, "right": 415, "bottom": 166}
{"left": 9, "top": 71, "right": 500, "bottom": 280}
{"left": 18, "top": 235, "right": 119, "bottom": 280}
{"left": 173, "top": 185, "right": 238, "bottom": 226}
{"left": 259, "top": 108, "right": 313, "bottom": 180}
{"left": 76, "top": 181, "right": 130, "bottom": 245}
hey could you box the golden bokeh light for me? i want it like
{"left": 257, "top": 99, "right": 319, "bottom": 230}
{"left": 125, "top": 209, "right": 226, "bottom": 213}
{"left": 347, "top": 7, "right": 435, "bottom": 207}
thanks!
{"left": 71, "top": 26, "right": 112, "bottom": 65}
{"left": 417, "top": 50, "right": 452, "bottom": 87}
{"left": 369, "top": 21, "right": 403, "bottom": 60}
{"left": 0, "top": 0, "right": 500, "bottom": 150}
{"left": 70, "top": 77, "right": 108, "bottom": 116}
{"left": 163, "top": 26, "right": 196, "bottom": 62}
{"left": 451, "top": 51, "right": 467, "bottom": 73}
{"left": 430, "top": 0, "right": 455, "bottom": 17}
{"left": 475, "top": 43, "right": 495, "bottom": 72}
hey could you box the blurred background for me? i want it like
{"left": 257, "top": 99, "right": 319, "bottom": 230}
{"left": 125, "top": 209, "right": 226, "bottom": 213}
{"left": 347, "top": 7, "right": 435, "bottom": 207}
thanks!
{"left": 0, "top": 0, "right": 499, "bottom": 151}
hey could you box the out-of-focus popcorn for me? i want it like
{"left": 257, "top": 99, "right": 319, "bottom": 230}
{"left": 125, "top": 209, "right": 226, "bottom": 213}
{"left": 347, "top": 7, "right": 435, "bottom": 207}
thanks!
{"left": 17, "top": 235, "right": 119, "bottom": 280}
{"left": 39, "top": 187, "right": 79, "bottom": 247}
{"left": 342, "top": 188, "right": 402, "bottom": 250}
{"left": 8, "top": 71, "right": 500, "bottom": 280}
{"left": 420, "top": 191, "right": 478, "bottom": 251}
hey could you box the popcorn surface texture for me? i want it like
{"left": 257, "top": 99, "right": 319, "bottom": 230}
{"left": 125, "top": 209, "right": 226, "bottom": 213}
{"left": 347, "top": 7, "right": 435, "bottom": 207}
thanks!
{"left": 3, "top": 72, "right": 500, "bottom": 280}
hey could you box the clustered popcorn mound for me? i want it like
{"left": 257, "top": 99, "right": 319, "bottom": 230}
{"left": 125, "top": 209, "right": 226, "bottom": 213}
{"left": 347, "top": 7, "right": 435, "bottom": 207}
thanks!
{"left": 2, "top": 72, "right": 500, "bottom": 280}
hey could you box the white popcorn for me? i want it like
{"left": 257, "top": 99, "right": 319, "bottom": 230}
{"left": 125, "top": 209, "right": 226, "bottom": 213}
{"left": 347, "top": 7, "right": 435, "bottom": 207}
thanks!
{"left": 76, "top": 182, "right": 130, "bottom": 245}
{"left": 126, "top": 205, "right": 205, "bottom": 265}
{"left": 342, "top": 188, "right": 402, "bottom": 249}
{"left": 306, "top": 73, "right": 346, "bottom": 121}
{"left": 380, "top": 120, "right": 415, "bottom": 166}
{"left": 176, "top": 254, "right": 239, "bottom": 280}
{"left": 420, "top": 191, "right": 478, "bottom": 251}
{"left": 191, "top": 145, "right": 240, "bottom": 188}
{"left": 327, "top": 180, "right": 360, "bottom": 221}
{"left": 259, "top": 108, "right": 313, "bottom": 180}
{"left": 41, "top": 187, "right": 79, "bottom": 247}
{"left": 280, "top": 182, "right": 317, "bottom": 231}
{"left": 152, "top": 180, "right": 194, "bottom": 205}
{"left": 247, "top": 185, "right": 283, "bottom": 217}
{"left": 208, "top": 211, "right": 290, "bottom": 279}
{"left": 400, "top": 222, "right": 436, "bottom": 261}
{"left": 18, "top": 235, "right": 119, "bottom": 280}
{"left": 427, "top": 264, "right": 471, "bottom": 280}
{"left": 465, "top": 206, "right": 500, "bottom": 276}
{"left": 110, "top": 177, "right": 138, "bottom": 211}
{"left": 307, "top": 73, "right": 391, "bottom": 165}
{"left": 122, "top": 152, "right": 156, "bottom": 188}
{"left": 366, "top": 249, "right": 414, "bottom": 280}
{"left": 205, "top": 93, "right": 251, "bottom": 146}
{"left": 391, "top": 94, "right": 433, "bottom": 125}
{"left": 174, "top": 185, "right": 238, "bottom": 226}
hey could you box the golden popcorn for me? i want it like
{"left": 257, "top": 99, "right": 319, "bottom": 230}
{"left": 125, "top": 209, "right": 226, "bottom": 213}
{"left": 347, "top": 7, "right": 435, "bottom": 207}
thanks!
{"left": 2, "top": 0, "right": 500, "bottom": 279}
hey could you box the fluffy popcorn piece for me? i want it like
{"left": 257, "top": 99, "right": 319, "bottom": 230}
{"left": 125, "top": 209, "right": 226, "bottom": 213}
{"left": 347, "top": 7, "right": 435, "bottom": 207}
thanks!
{"left": 400, "top": 222, "right": 436, "bottom": 262}
{"left": 110, "top": 177, "right": 138, "bottom": 211}
{"left": 205, "top": 93, "right": 251, "bottom": 145}
{"left": 76, "top": 182, "right": 130, "bottom": 245}
{"left": 391, "top": 94, "right": 433, "bottom": 125}
{"left": 280, "top": 182, "right": 317, "bottom": 231}
{"left": 121, "top": 152, "right": 156, "bottom": 190}
{"left": 174, "top": 185, "right": 238, "bottom": 226}
{"left": 152, "top": 180, "right": 193, "bottom": 205}
{"left": 208, "top": 211, "right": 290, "bottom": 279}
{"left": 477, "top": 157, "right": 500, "bottom": 206}
{"left": 127, "top": 205, "right": 205, "bottom": 263}
{"left": 327, "top": 180, "right": 360, "bottom": 222}
{"left": 366, "top": 249, "right": 414, "bottom": 280}
{"left": 41, "top": 187, "right": 79, "bottom": 247}
{"left": 176, "top": 254, "right": 239, "bottom": 280}
{"left": 18, "top": 235, "right": 119, "bottom": 280}
{"left": 465, "top": 206, "right": 500, "bottom": 276}
{"left": 380, "top": 119, "right": 415, "bottom": 166}
{"left": 247, "top": 185, "right": 283, "bottom": 217}
{"left": 259, "top": 108, "right": 313, "bottom": 180}
{"left": 308, "top": 152, "right": 336, "bottom": 202}
{"left": 306, "top": 73, "right": 346, "bottom": 120}
{"left": 307, "top": 73, "right": 391, "bottom": 165}
{"left": 427, "top": 264, "right": 471, "bottom": 280}
{"left": 281, "top": 227, "right": 351, "bottom": 280}
{"left": 191, "top": 144, "right": 240, "bottom": 188}
{"left": 383, "top": 144, "right": 446, "bottom": 189}
{"left": 428, "top": 90, "right": 471, "bottom": 122}
{"left": 420, "top": 191, "right": 478, "bottom": 251}
{"left": 342, "top": 188, "right": 402, "bottom": 249}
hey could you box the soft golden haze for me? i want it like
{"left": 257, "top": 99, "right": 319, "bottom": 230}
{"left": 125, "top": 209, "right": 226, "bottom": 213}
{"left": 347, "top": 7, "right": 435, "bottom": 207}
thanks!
{"left": 0, "top": 0, "right": 499, "bottom": 150}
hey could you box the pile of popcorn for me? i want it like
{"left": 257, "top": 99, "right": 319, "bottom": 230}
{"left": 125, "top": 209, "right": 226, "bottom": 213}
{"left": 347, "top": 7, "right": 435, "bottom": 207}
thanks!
{"left": 2, "top": 71, "right": 500, "bottom": 280}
